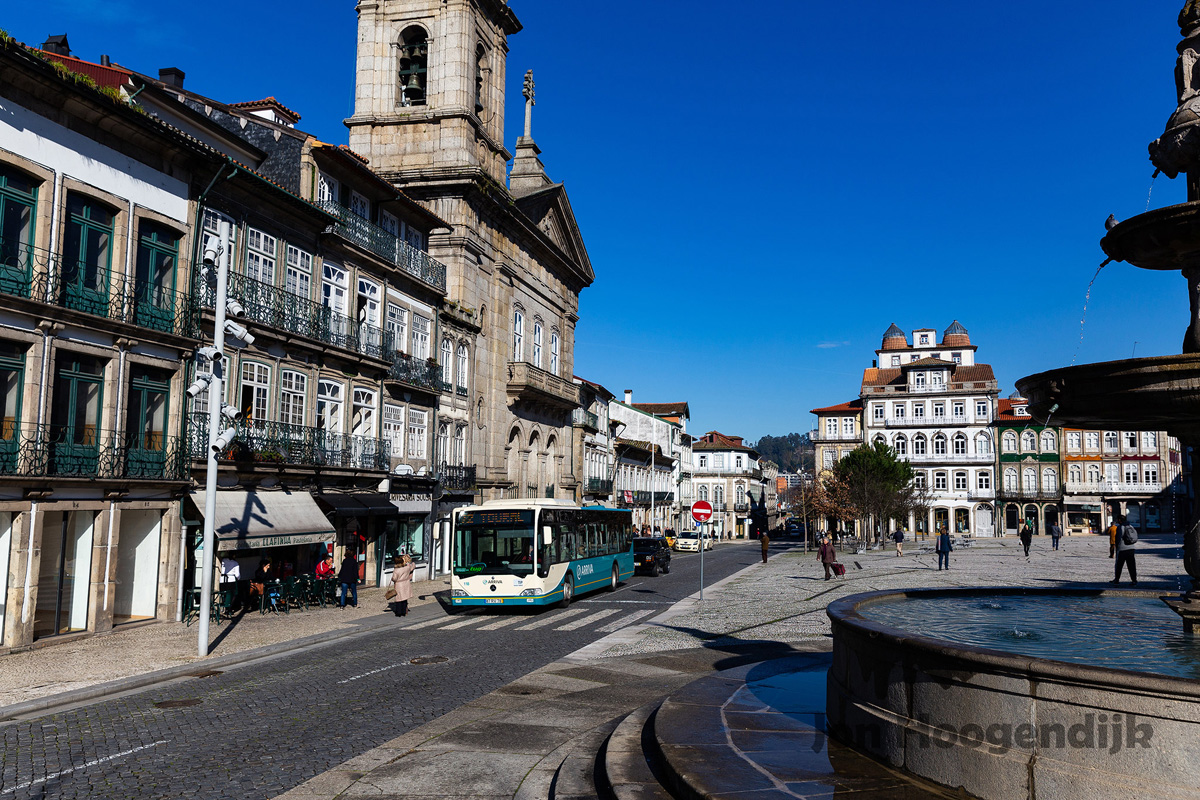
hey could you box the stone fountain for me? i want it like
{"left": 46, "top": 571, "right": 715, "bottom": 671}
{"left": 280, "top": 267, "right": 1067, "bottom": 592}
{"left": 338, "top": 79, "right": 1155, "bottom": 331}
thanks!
{"left": 1018, "top": 0, "right": 1200, "bottom": 631}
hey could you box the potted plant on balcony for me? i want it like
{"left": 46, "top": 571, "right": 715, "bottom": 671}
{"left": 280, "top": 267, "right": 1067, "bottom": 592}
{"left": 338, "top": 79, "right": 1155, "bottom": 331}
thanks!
{"left": 255, "top": 448, "right": 285, "bottom": 464}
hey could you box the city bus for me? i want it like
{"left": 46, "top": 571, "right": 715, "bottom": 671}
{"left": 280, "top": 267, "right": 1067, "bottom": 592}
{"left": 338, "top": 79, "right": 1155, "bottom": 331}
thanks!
{"left": 450, "top": 499, "right": 634, "bottom": 609}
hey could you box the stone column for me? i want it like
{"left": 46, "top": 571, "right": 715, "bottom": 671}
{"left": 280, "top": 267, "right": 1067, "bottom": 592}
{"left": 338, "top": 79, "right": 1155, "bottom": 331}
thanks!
{"left": 3, "top": 508, "right": 42, "bottom": 649}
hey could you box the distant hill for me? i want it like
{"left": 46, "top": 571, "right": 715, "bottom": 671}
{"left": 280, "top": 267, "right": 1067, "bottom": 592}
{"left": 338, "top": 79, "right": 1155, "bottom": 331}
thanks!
{"left": 750, "top": 432, "right": 814, "bottom": 473}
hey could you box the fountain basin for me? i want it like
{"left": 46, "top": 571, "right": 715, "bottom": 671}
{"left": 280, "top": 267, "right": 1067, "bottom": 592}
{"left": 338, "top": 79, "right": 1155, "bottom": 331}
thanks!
{"left": 827, "top": 587, "right": 1200, "bottom": 800}
{"left": 1102, "top": 200, "right": 1200, "bottom": 270}
{"left": 1016, "top": 353, "right": 1200, "bottom": 439}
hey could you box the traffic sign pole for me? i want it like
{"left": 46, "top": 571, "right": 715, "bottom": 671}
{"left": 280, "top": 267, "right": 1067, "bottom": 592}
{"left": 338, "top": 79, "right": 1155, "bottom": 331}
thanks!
{"left": 690, "top": 502, "right": 713, "bottom": 603}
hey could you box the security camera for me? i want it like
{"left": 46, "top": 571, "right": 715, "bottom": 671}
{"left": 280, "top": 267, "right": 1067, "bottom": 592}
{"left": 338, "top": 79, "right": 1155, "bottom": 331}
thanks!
{"left": 225, "top": 298, "right": 245, "bottom": 318}
{"left": 220, "top": 404, "right": 243, "bottom": 422}
{"left": 224, "top": 320, "right": 254, "bottom": 345}
{"left": 202, "top": 235, "right": 221, "bottom": 266}
{"left": 196, "top": 345, "right": 223, "bottom": 362}
{"left": 187, "top": 374, "right": 212, "bottom": 398}
{"left": 212, "top": 427, "right": 237, "bottom": 453}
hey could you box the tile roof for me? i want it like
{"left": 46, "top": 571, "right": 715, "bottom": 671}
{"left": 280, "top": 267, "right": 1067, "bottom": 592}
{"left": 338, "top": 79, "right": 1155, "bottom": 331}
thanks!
{"left": 310, "top": 141, "right": 450, "bottom": 230}
{"left": 995, "top": 397, "right": 1036, "bottom": 423}
{"left": 631, "top": 402, "right": 690, "bottom": 418}
{"left": 32, "top": 49, "right": 131, "bottom": 90}
{"left": 229, "top": 96, "right": 301, "bottom": 123}
{"left": 861, "top": 364, "right": 996, "bottom": 389}
{"left": 615, "top": 438, "right": 675, "bottom": 463}
{"left": 810, "top": 399, "right": 862, "bottom": 415}
{"left": 903, "top": 357, "right": 956, "bottom": 368}
{"left": 693, "top": 431, "right": 759, "bottom": 455}
{"left": 574, "top": 375, "right": 615, "bottom": 401}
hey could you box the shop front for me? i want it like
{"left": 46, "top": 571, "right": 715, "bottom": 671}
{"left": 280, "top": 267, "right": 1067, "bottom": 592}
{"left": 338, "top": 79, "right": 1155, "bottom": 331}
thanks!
{"left": 315, "top": 492, "right": 402, "bottom": 587}
{"left": 386, "top": 489, "right": 433, "bottom": 583}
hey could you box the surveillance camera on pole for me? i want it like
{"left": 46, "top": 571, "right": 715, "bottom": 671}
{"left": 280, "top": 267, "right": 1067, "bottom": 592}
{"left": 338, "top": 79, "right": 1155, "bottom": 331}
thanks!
{"left": 202, "top": 234, "right": 221, "bottom": 266}
{"left": 196, "top": 345, "right": 223, "bottom": 363}
{"left": 212, "top": 427, "right": 237, "bottom": 454}
{"left": 224, "top": 320, "right": 254, "bottom": 346}
{"left": 225, "top": 298, "right": 245, "bottom": 318}
{"left": 186, "top": 374, "right": 213, "bottom": 399}
{"left": 220, "top": 404, "right": 243, "bottom": 423}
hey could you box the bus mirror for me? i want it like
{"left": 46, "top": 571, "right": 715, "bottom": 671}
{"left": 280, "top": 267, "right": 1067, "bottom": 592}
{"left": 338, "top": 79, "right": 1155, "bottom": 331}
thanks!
{"left": 542, "top": 527, "right": 553, "bottom": 546}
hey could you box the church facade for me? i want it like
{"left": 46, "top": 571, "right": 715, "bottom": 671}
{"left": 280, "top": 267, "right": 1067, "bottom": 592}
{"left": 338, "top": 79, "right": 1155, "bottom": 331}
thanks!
{"left": 347, "top": 0, "right": 594, "bottom": 514}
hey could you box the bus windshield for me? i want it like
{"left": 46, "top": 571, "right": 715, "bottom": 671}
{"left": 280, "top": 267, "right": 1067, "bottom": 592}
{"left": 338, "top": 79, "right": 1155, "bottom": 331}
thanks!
{"left": 455, "top": 509, "right": 536, "bottom": 576}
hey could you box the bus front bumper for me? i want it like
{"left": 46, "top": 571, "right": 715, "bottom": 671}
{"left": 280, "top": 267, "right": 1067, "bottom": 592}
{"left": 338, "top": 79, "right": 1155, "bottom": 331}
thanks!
{"left": 451, "top": 593, "right": 557, "bottom": 607}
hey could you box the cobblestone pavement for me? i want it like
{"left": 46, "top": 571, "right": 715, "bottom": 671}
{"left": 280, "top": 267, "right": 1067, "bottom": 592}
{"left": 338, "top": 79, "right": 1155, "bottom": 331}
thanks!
{"left": 0, "top": 543, "right": 761, "bottom": 799}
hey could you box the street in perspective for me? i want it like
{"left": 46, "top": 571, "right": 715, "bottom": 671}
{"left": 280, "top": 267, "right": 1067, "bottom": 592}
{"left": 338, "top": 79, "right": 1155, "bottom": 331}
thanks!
{"left": 3, "top": 2, "right": 1200, "bottom": 799}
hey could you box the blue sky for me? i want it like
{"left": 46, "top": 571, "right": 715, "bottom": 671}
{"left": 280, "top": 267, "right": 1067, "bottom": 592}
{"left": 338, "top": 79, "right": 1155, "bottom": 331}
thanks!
{"left": 4, "top": 1, "right": 1190, "bottom": 443}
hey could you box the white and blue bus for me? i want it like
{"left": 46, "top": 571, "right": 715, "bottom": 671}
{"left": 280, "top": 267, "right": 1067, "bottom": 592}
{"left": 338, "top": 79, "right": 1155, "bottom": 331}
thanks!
{"left": 450, "top": 499, "right": 634, "bottom": 609}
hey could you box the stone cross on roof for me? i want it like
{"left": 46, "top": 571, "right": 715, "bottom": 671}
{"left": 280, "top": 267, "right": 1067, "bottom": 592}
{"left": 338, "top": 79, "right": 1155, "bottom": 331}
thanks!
{"left": 523, "top": 70, "right": 535, "bottom": 138}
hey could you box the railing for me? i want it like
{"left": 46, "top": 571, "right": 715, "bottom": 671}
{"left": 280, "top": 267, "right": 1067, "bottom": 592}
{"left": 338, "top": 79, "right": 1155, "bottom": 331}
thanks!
{"left": 438, "top": 463, "right": 476, "bottom": 491}
{"left": 903, "top": 452, "right": 993, "bottom": 463}
{"left": 0, "top": 424, "right": 188, "bottom": 480}
{"left": 995, "top": 487, "right": 1058, "bottom": 500}
{"left": 317, "top": 200, "right": 447, "bottom": 292}
{"left": 692, "top": 466, "right": 764, "bottom": 479}
{"left": 653, "top": 491, "right": 675, "bottom": 504}
{"left": 734, "top": 502, "right": 750, "bottom": 513}
{"left": 812, "top": 431, "right": 859, "bottom": 442}
{"left": 527, "top": 485, "right": 538, "bottom": 498}
{"left": 572, "top": 408, "right": 600, "bottom": 429}
{"left": 967, "top": 489, "right": 997, "bottom": 500}
{"left": 884, "top": 416, "right": 975, "bottom": 428}
{"left": 1064, "top": 481, "right": 1164, "bottom": 495}
{"left": 187, "top": 412, "right": 390, "bottom": 471}
{"left": 587, "top": 478, "right": 613, "bottom": 495}
{"left": 710, "top": 502, "right": 727, "bottom": 512}
{"left": 0, "top": 237, "right": 199, "bottom": 338}
{"left": 438, "top": 379, "right": 454, "bottom": 393}
{"left": 387, "top": 353, "right": 441, "bottom": 391}
{"left": 456, "top": 385, "right": 469, "bottom": 398}
{"left": 506, "top": 361, "right": 580, "bottom": 408}
{"left": 196, "top": 267, "right": 393, "bottom": 360}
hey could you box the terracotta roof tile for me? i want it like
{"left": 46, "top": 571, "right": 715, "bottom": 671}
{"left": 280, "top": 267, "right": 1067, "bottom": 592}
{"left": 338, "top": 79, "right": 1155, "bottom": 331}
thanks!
{"left": 810, "top": 399, "right": 862, "bottom": 414}
{"left": 631, "top": 402, "right": 690, "bottom": 418}
{"left": 229, "top": 96, "right": 301, "bottom": 123}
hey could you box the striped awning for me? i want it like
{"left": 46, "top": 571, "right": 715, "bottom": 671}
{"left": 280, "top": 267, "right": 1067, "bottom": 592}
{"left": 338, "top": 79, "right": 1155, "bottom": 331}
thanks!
{"left": 190, "top": 490, "right": 335, "bottom": 552}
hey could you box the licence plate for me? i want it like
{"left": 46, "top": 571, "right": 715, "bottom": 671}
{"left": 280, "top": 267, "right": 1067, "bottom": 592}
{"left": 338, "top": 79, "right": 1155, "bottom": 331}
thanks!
{"left": 486, "top": 598, "right": 503, "bottom": 604}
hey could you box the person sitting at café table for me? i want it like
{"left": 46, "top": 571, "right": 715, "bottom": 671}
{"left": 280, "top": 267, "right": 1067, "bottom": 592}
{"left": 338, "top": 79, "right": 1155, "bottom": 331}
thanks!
{"left": 315, "top": 554, "right": 335, "bottom": 579}
{"left": 248, "top": 556, "right": 272, "bottom": 609}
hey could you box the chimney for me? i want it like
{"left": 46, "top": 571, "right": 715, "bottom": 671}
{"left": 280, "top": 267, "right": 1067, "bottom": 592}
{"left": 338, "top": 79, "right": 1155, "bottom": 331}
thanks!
{"left": 159, "top": 67, "right": 186, "bottom": 89}
{"left": 100, "top": 55, "right": 110, "bottom": 67}
{"left": 624, "top": 389, "right": 632, "bottom": 404}
{"left": 872, "top": 359, "right": 877, "bottom": 368}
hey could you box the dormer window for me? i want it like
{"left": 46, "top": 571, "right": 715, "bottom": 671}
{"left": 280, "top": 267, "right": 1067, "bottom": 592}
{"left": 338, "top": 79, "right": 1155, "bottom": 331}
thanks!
{"left": 952, "top": 352, "right": 962, "bottom": 364}
{"left": 919, "top": 334, "right": 929, "bottom": 345}
{"left": 398, "top": 27, "right": 429, "bottom": 106}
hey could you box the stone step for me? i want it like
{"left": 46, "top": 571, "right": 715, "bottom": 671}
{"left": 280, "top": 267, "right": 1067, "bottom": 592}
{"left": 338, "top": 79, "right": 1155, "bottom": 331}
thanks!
{"left": 514, "top": 716, "right": 622, "bottom": 800}
{"left": 599, "top": 700, "right": 675, "bottom": 800}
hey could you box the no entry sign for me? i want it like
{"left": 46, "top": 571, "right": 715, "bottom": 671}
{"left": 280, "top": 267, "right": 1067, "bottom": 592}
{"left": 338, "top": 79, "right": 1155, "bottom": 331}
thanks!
{"left": 691, "top": 501, "right": 713, "bottom": 523}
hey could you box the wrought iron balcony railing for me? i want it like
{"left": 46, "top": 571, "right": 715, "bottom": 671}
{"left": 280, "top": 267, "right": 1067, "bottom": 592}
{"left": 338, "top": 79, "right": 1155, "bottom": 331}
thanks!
{"left": 733, "top": 502, "right": 750, "bottom": 513}
{"left": 317, "top": 200, "right": 447, "bottom": 292}
{"left": 0, "top": 424, "right": 188, "bottom": 480}
{"left": 995, "top": 487, "right": 1057, "bottom": 500}
{"left": 196, "top": 267, "right": 393, "bottom": 361}
{"left": 572, "top": 408, "right": 600, "bottom": 430}
{"left": 1063, "top": 480, "right": 1164, "bottom": 495}
{"left": 654, "top": 491, "right": 675, "bottom": 504}
{"left": 587, "top": 478, "right": 613, "bottom": 495}
{"left": 438, "top": 464, "right": 477, "bottom": 491}
{"left": 0, "top": 237, "right": 199, "bottom": 338}
{"left": 187, "top": 412, "right": 389, "bottom": 471}
{"left": 387, "top": 353, "right": 441, "bottom": 391}
{"left": 709, "top": 502, "right": 727, "bottom": 512}
{"left": 456, "top": 385, "right": 469, "bottom": 398}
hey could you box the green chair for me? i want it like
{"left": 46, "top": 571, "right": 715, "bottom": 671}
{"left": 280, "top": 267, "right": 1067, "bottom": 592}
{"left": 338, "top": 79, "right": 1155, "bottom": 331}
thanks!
{"left": 183, "top": 588, "right": 202, "bottom": 626}
{"left": 282, "top": 577, "right": 305, "bottom": 612}
{"left": 262, "top": 580, "right": 284, "bottom": 614}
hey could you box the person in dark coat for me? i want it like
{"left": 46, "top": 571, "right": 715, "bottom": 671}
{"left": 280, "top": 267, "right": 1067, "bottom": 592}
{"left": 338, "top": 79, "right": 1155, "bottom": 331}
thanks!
{"left": 1111, "top": 514, "right": 1139, "bottom": 586}
{"left": 760, "top": 531, "right": 770, "bottom": 564}
{"left": 935, "top": 530, "right": 953, "bottom": 570}
{"left": 818, "top": 535, "right": 838, "bottom": 580}
{"left": 1018, "top": 522, "right": 1033, "bottom": 557}
{"left": 1049, "top": 521, "right": 1063, "bottom": 550}
{"left": 338, "top": 552, "right": 359, "bottom": 608}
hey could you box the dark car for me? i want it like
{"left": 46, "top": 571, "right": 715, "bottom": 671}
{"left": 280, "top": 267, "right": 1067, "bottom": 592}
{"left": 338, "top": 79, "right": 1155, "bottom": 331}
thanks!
{"left": 632, "top": 536, "right": 671, "bottom": 576}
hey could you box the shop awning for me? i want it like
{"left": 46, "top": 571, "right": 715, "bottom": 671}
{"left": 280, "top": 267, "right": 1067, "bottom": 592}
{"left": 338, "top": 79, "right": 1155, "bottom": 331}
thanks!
{"left": 190, "top": 490, "right": 335, "bottom": 552}
{"left": 316, "top": 492, "right": 398, "bottom": 517}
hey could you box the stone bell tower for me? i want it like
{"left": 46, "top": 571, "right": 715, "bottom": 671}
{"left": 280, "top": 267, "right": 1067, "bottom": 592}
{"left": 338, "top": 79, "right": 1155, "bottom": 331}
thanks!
{"left": 347, "top": 0, "right": 522, "bottom": 187}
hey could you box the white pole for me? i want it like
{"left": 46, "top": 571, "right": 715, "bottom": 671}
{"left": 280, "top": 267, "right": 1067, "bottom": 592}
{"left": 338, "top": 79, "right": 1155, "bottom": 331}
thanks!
{"left": 198, "top": 220, "right": 231, "bottom": 657}
{"left": 650, "top": 448, "right": 655, "bottom": 533}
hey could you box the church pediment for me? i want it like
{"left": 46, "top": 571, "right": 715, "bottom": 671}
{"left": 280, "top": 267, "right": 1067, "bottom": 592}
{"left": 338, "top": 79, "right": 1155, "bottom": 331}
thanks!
{"left": 514, "top": 183, "right": 593, "bottom": 283}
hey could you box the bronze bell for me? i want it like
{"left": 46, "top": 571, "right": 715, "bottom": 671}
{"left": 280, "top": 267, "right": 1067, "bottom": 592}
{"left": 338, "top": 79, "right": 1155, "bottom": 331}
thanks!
{"left": 405, "top": 73, "right": 422, "bottom": 91}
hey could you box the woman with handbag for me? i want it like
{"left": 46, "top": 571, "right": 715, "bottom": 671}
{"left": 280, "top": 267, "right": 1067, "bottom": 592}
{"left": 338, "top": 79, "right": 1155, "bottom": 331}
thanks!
{"left": 388, "top": 554, "right": 415, "bottom": 617}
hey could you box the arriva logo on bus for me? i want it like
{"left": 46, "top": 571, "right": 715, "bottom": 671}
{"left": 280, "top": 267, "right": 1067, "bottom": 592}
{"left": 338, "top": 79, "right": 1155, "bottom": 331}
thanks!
{"left": 578, "top": 564, "right": 594, "bottom": 576}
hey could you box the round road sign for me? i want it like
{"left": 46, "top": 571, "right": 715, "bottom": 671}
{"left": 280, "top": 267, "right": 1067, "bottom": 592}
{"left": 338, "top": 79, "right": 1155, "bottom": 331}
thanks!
{"left": 691, "top": 501, "right": 713, "bottom": 523}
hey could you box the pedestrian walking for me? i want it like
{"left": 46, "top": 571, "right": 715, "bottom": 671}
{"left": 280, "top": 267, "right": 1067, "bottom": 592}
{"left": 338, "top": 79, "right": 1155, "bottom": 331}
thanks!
{"left": 760, "top": 531, "right": 770, "bottom": 564}
{"left": 1111, "top": 514, "right": 1139, "bottom": 586}
{"left": 935, "top": 529, "right": 953, "bottom": 570}
{"left": 891, "top": 528, "right": 905, "bottom": 557}
{"left": 818, "top": 535, "right": 838, "bottom": 580}
{"left": 338, "top": 551, "right": 359, "bottom": 608}
{"left": 387, "top": 554, "right": 415, "bottom": 616}
{"left": 1049, "top": 521, "right": 1063, "bottom": 550}
{"left": 1108, "top": 518, "right": 1119, "bottom": 559}
{"left": 1019, "top": 521, "right": 1033, "bottom": 557}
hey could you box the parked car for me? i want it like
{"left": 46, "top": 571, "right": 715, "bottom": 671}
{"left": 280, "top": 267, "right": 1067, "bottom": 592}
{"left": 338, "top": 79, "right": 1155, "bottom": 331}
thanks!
{"left": 633, "top": 536, "right": 672, "bottom": 576}
{"left": 675, "top": 531, "right": 701, "bottom": 552}
{"left": 663, "top": 529, "right": 677, "bottom": 549}
{"left": 701, "top": 532, "right": 715, "bottom": 551}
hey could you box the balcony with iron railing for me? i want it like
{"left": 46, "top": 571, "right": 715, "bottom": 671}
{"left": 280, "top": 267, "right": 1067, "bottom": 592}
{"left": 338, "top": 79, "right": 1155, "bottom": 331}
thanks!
{"left": 456, "top": 385, "right": 469, "bottom": 398}
{"left": 438, "top": 463, "right": 477, "bottom": 491}
{"left": 572, "top": 408, "right": 600, "bottom": 430}
{"left": 317, "top": 200, "right": 447, "bottom": 292}
{"left": 734, "top": 502, "right": 750, "bottom": 513}
{"left": 653, "top": 491, "right": 675, "bottom": 504}
{"left": 1, "top": 238, "right": 199, "bottom": 339}
{"left": 187, "top": 412, "right": 390, "bottom": 471}
{"left": 587, "top": 478, "right": 613, "bottom": 495}
{"left": 196, "top": 267, "right": 393, "bottom": 361}
{"left": 506, "top": 361, "right": 580, "bottom": 411}
{"left": 710, "top": 502, "right": 728, "bottom": 512}
{"left": 995, "top": 487, "right": 1059, "bottom": 500}
{"left": 968, "top": 488, "right": 998, "bottom": 501}
{"left": 883, "top": 415, "right": 977, "bottom": 428}
{"left": 812, "top": 430, "right": 860, "bottom": 443}
{"left": 0, "top": 424, "right": 188, "bottom": 481}
{"left": 903, "top": 452, "right": 994, "bottom": 464}
{"left": 387, "top": 353, "right": 441, "bottom": 392}
{"left": 1064, "top": 480, "right": 1164, "bottom": 495}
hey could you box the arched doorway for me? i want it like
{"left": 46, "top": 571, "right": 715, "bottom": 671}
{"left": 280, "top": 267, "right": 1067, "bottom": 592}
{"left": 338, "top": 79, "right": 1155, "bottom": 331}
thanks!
{"left": 1023, "top": 504, "right": 1039, "bottom": 534}
{"left": 974, "top": 504, "right": 994, "bottom": 537}
{"left": 1005, "top": 504, "right": 1020, "bottom": 535}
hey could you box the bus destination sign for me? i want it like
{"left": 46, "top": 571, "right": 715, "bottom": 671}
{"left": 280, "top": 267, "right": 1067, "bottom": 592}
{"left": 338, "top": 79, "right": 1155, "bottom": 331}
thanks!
{"left": 458, "top": 510, "right": 534, "bottom": 526}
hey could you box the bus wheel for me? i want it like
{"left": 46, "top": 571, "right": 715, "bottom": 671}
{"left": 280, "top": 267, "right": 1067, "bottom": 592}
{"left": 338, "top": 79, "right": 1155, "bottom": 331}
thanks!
{"left": 559, "top": 574, "right": 574, "bottom": 607}
{"left": 608, "top": 563, "right": 619, "bottom": 591}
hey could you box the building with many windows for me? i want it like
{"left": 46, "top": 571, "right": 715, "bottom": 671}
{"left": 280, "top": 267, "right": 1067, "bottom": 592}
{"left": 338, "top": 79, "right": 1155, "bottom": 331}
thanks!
{"left": 994, "top": 394, "right": 1061, "bottom": 536}
{"left": 572, "top": 376, "right": 616, "bottom": 506}
{"left": 862, "top": 322, "right": 999, "bottom": 536}
{"left": 692, "top": 432, "right": 770, "bottom": 538}
{"left": 609, "top": 392, "right": 688, "bottom": 531}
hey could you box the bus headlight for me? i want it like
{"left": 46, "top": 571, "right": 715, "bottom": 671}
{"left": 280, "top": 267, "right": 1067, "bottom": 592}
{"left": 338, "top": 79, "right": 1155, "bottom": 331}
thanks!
{"left": 452, "top": 589, "right": 467, "bottom": 597}
{"left": 519, "top": 588, "right": 540, "bottom": 597}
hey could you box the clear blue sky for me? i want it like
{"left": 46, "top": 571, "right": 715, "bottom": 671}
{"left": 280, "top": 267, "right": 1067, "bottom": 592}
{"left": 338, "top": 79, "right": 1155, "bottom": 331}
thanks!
{"left": 5, "top": 1, "right": 1190, "bottom": 443}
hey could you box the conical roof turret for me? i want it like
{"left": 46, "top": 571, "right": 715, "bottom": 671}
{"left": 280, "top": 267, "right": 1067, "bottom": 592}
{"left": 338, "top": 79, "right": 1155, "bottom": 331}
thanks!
{"left": 881, "top": 323, "right": 907, "bottom": 351}
{"left": 942, "top": 320, "right": 971, "bottom": 347}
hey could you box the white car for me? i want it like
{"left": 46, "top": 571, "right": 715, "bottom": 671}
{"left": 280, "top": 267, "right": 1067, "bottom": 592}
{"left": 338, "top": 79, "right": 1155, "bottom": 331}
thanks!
{"left": 674, "top": 532, "right": 701, "bottom": 552}
{"left": 701, "top": 533, "right": 715, "bottom": 551}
